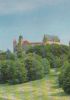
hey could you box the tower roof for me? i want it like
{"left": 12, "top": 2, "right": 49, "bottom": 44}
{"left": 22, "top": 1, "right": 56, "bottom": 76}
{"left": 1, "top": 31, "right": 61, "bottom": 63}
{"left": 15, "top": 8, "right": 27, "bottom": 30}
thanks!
{"left": 43, "top": 34, "right": 60, "bottom": 42}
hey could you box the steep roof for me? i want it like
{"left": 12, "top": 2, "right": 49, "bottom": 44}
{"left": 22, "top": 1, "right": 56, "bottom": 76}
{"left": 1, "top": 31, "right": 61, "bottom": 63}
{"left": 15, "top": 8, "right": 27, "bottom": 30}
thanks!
{"left": 22, "top": 40, "right": 30, "bottom": 45}
{"left": 43, "top": 34, "right": 60, "bottom": 42}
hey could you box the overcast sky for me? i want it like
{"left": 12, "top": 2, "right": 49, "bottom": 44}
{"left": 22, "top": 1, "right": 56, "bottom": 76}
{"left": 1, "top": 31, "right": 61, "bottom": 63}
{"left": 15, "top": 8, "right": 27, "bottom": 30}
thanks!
{"left": 0, "top": 0, "right": 70, "bottom": 51}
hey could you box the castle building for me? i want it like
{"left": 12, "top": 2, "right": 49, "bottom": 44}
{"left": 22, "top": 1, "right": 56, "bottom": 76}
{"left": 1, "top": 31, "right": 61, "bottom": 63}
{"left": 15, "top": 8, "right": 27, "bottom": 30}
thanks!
{"left": 13, "top": 34, "right": 60, "bottom": 52}
{"left": 43, "top": 34, "right": 60, "bottom": 45}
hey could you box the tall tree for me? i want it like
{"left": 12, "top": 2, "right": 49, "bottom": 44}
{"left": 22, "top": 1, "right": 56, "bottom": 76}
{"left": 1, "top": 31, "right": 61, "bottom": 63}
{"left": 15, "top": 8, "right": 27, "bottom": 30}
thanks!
{"left": 17, "top": 35, "right": 25, "bottom": 58}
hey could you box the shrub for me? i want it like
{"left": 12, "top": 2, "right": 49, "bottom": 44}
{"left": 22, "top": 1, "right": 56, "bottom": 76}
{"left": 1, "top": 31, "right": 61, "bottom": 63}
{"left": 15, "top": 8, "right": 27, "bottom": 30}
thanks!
{"left": 24, "top": 53, "right": 45, "bottom": 81}
{"left": 47, "top": 55, "right": 60, "bottom": 68}
{"left": 58, "top": 61, "right": 70, "bottom": 94}
{"left": 42, "top": 58, "right": 50, "bottom": 74}
{"left": 54, "top": 56, "right": 62, "bottom": 68}
{"left": 0, "top": 60, "right": 27, "bottom": 84}
{"left": 62, "top": 63, "right": 70, "bottom": 94}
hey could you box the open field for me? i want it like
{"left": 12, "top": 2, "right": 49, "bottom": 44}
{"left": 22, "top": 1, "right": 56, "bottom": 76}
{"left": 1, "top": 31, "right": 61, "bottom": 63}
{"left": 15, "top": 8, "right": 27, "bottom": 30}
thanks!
{"left": 0, "top": 69, "right": 70, "bottom": 100}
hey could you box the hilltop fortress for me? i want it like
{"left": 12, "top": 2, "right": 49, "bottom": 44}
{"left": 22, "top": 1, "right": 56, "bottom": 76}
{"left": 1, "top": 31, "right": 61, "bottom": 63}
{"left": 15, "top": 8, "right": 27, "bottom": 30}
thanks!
{"left": 13, "top": 34, "right": 60, "bottom": 52}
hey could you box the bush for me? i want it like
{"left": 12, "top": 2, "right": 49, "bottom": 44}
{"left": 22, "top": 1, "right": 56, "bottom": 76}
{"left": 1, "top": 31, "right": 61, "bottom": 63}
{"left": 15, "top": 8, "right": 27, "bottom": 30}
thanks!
{"left": 62, "top": 63, "right": 70, "bottom": 94}
{"left": 0, "top": 60, "right": 27, "bottom": 84}
{"left": 42, "top": 58, "right": 50, "bottom": 74}
{"left": 47, "top": 55, "right": 61, "bottom": 68}
{"left": 58, "top": 61, "right": 70, "bottom": 94}
{"left": 24, "top": 53, "right": 45, "bottom": 81}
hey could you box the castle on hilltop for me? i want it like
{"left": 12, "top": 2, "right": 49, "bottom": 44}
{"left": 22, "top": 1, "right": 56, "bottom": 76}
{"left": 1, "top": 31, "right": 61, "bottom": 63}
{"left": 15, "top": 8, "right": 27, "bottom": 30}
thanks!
{"left": 13, "top": 34, "right": 60, "bottom": 52}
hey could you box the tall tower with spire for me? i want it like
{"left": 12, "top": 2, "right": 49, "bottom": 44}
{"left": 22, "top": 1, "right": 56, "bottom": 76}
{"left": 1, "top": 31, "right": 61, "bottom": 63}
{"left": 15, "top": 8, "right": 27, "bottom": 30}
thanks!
{"left": 13, "top": 35, "right": 23, "bottom": 53}
{"left": 18, "top": 35, "right": 23, "bottom": 46}
{"left": 43, "top": 34, "right": 47, "bottom": 43}
{"left": 13, "top": 39, "right": 17, "bottom": 53}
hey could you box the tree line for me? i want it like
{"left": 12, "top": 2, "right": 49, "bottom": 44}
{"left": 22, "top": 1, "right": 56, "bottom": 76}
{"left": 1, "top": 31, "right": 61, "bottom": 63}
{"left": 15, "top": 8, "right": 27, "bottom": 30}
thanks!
{"left": 0, "top": 36, "right": 70, "bottom": 94}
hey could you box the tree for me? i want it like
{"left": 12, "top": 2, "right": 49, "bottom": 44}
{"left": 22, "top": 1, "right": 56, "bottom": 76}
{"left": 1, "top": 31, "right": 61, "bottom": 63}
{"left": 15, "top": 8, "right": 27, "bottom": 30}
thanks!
{"left": 27, "top": 44, "right": 69, "bottom": 58}
{"left": 42, "top": 58, "right": 50, "bottom": 74}
{"left": 6, "top": 49, "right": 15, "bottom": 60}
{"left": 17, "top": 35, "right": 25, "bottom": 58}
{"left": 58, "top": 61, "right": 70, "bottom": 94}
{"left": 24, "top": 53, "right": 45, "bottom": 81}
{"left": 62, "top": 63, "right": 70, "bottom": 94}
{"left": 0, "top": 60, "right": 27, "bottom": 84}
{"left": 0, "top": 51, "right": 6, "bottom": 60}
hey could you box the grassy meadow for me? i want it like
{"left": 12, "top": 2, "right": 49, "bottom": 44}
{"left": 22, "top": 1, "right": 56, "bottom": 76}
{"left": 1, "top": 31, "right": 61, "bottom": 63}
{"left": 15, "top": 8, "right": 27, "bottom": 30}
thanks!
{"left": 0, "top": 69, "right": 70, "bottom": 100}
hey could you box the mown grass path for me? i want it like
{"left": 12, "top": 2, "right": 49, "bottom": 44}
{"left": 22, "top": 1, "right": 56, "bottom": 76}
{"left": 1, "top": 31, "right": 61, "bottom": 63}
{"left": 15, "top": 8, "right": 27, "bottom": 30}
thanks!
{"left": 0, "top": 69, "right": 70, "bottom": 100}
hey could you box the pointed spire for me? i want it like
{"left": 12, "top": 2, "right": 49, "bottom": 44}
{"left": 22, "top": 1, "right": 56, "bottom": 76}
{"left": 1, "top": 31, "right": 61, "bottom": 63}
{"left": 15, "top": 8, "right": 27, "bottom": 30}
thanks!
{"left": 43, "top": 34, "right": 46, "bottom": 43}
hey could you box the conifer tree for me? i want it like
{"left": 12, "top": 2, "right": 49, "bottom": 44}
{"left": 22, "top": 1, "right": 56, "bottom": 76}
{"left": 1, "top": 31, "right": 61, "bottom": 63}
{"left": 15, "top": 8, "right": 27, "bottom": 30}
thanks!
{"left": 17, "top": 35, "right": 25, "bottom": 58}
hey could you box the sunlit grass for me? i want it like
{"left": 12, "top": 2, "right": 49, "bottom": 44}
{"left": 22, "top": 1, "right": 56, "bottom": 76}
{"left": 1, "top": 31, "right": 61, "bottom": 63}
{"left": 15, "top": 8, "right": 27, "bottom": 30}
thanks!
{"left": 0, "top": 69, "right": 70, "bottom": 100}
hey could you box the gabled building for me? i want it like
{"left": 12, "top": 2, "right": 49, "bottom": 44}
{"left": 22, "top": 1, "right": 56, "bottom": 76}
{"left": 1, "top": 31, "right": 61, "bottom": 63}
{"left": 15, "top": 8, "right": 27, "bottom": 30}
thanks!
{"left": 43, "top": 34, "right": 60, "bottom": 45}
{"left": 13, "top": 34, "right": 60, "bottom": 52}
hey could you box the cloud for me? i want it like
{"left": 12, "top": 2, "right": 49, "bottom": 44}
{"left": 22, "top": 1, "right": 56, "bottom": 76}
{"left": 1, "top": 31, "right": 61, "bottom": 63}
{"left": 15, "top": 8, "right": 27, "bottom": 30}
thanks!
{"left": 0, "top": 0, "right": 66, "bottom": 15}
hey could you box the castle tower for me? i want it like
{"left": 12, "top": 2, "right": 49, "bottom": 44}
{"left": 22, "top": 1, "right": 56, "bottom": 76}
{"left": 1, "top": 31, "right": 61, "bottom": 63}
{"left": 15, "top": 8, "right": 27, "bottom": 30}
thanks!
{"left": 18, "top": 35, "right": 23, "bottom": 46}
{"left": 43, "top": 34, "right": 47, "bottom": 45}
{"left": 13, "top": 39, "right": 17, "bottom": 52}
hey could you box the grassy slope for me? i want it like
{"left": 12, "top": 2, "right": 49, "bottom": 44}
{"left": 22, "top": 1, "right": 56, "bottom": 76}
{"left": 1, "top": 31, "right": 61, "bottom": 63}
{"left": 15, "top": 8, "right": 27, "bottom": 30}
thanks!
{"left": 0, "top": 69, "right": 70, "bottom": 100}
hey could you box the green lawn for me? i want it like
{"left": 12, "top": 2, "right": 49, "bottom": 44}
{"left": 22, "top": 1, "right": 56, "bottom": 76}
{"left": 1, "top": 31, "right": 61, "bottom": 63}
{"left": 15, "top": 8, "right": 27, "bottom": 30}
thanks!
{"left": 0, "top": 69, "right": 70, "bottom": 100}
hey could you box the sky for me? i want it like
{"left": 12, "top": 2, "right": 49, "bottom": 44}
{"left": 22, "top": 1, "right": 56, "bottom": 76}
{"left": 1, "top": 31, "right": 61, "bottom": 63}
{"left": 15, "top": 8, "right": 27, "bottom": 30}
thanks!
{"left": 0, "top": 0, "right": 70, "bottom": 51}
